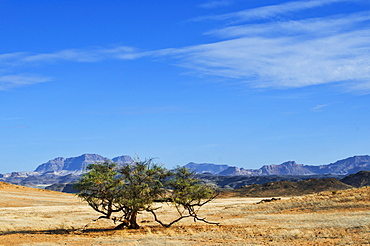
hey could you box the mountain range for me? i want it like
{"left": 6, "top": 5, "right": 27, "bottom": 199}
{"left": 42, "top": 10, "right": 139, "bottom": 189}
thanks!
{"left": 34, "top": 154, "right": 133, "bottom": 173}
{"left": 185, "top": 155, "right": 370, "bottom": 176}
{"left": 0, "top": 154, "right": 133, "bottom": 188}
{"left": 1, "top": 154, "right": 370, "bottom": 189}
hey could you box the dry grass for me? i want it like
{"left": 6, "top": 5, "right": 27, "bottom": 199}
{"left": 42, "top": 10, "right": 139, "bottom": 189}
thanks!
{"left": 0, "top": 182, "right": 369, "bottom": 245}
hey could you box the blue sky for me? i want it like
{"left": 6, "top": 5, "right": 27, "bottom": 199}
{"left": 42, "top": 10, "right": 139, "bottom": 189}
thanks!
{"left": 1, "top": 0, "right": 370, "bottom": 173}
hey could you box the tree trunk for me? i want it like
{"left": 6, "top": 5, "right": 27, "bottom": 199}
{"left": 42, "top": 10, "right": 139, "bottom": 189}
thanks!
{"left": 128, "top": 211, "right": 140, "bottom": 229}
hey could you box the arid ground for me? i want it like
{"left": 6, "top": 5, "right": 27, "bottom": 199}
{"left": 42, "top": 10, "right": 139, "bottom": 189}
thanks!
{"left": 0, "top": 181, "right": 369, "bottom": 245}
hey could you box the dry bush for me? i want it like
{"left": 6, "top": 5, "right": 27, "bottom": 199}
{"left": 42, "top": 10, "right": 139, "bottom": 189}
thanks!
{"left": 248, "top": 186, "right": 370, "bottom": 214}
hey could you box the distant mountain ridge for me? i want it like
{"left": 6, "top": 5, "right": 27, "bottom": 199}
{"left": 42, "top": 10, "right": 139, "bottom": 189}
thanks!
{"left": 183, "top": 162, "right": 229, "bottom": 175}
{"left": 187, "top": 155, "right": 370, "bottom": 176}
{"left": 1, "top": 154, "right": 370, "bottom": 189}
{"left": 34, "top": 154, "right": 133, "bottom": 173}
{"left": 0, "top": 154, "right": 134, "bottom": 188}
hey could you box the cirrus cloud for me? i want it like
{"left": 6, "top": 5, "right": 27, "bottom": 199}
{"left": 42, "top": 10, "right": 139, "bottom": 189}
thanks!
{"left": 160, "top": 1, "right": 370, "bottom": 91}
{"left": 1, "top": 0, "right": 369, "bottom": 92}
{"left": 0, "top": 75, "right": 52, "bottom": 90}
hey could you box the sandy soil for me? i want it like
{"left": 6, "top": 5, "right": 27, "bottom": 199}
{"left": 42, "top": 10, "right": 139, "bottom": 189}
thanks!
{"left": 0, "top": 182, "right": 369, "bottom": 245}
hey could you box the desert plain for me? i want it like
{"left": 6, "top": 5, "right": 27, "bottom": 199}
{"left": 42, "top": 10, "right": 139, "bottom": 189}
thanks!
{"left": 0, "top": 181, "right": 369, "bottom": 246}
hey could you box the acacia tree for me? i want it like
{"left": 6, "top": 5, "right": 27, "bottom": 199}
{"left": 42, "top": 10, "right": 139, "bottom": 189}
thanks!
{"left": 148, "top": 166, "right": 219, "bottom": 227}
{"left": 74, "top": 161, "right": 122, "bottom": 221}
{"left": 114, "top": 159, "right": 169, "bottom": 229}
{"left": 75, "top": 159, "right": 218, "bottom": 229}
{"left": 75, "top": 159, "right": 168, "bottom": 229}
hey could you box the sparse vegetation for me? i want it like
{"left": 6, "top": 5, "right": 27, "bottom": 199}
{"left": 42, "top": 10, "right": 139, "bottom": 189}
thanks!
{"left": 1, "top": 183, "right": 369, "bottom": 245}
{"left": 74, "top": 159, "right": 218, "bottom": 229}
{"left": 224, "top": 178, "right": 353, "bottom": 197}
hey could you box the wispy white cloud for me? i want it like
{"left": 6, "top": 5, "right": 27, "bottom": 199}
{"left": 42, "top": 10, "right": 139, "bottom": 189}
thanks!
{"left": 159, "top": 2, "right": 370, "bottom": 91}
{"left": 198, "top": 0, "right": 234, "bottom": 9}
{"left": 312, "top": 103, "right": 333, "bottom": 112}
{"left": 206, "top": 11, "right": 370, "bottom": 38}
{"left": 0, "top": 46, "right": 141, "bottom": 67}
{"left": 21, "top": 46, "right": 142, "bottom": 63}
{"left": 0, "top": 52, "right": 27, "bottom": 61}
{"left": 0, "top": 75, "right": 52, "bottom": 90}
{"left": 1, "top": 0, "right": 369, "bottom": 93}
{"left": 0, "top": 46, "right": 142, "bottom": 90}
{"left": 156, "top": 30, "right": 370, "bottom": 89}
{"left": 196, "top": 0, "right": 358, "bottom": 22}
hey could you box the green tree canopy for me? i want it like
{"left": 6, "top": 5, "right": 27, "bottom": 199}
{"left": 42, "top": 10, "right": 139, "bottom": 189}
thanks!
{"left": 74, "top": 158, "right": 218, "bottom": 229}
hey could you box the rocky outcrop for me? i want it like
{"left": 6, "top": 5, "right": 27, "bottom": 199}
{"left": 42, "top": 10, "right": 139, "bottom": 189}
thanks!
{"left": 184, "top": 162, "right": 229, "bottom": 175}
{"left": 112, "top": 155, "right": 134, "bottom": 165}
{"left": 341, "top": 171, "right": 370, "bottom": 187}
{"left": 260, "top": 161, "right": 316, "bottom": 175}
{"left": 232, "top": 178, "right": 353, "bottom": 197}
{"left": 1, "top": 172, "right": 40, "bottom": 185}
{"left": 34, "top": 157, "right": 65, "bottom": 173}
{"left": 45, "top": 183, "right": 78, "bottom": 193}
{"left": 218, "top": 166, "right": 262, "bottom": 176}
{"left": 34, "top": 154, "right": 108, "bottom": 173}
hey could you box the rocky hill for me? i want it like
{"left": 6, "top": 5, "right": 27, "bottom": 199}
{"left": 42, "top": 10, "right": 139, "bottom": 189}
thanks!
{"left": 184, "top": 162, "right": 229, "bottom": 175}
{"left": 260, "top": 161, "right": 316, "bottom": 175}
{"left": 44, "top": 183, "right": 78, "bottom": 193}
{"left": 341, "top": 170, "right": 370, "bottom": 187}
{"left": 218, "top": 166, "right": 261, "bottom": 176}
{"left": 227, "top": 178, "right": 353, "bottom": 197}
{"left": 198, "top": 173, "right": 345, "bottom": 189}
